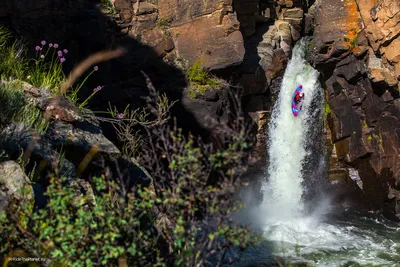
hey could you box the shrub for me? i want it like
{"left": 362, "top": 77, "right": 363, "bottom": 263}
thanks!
{"left": 186, "top": 60, "right": 222, "bottom": 98}
{"left": 0, "top": 73, "right": 261, "bottom": 266}
{"left": 110, "top": 73, "right": 260, "bottom": 265}
{"left": 100, "top": 0, "right": 116, "bottom": 14}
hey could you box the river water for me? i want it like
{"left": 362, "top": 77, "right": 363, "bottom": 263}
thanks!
{"left": 233, "top": 39, "right": 400, "bottom": 267}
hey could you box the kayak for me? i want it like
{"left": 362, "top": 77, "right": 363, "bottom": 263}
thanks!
{"left": 291, "top": 85, "right": 303, "bottom": 117}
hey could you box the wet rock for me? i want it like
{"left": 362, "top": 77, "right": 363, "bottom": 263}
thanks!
{"left": 0, "top": 161, "right": 34, "bottom": 212}
{"left": 375, "top": 100, "right": 400, "bottom": 182}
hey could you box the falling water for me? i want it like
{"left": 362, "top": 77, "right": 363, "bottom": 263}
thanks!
{"left": 232, "top": 39, "right": 400, "bottom": 267}
{"left": 261, "top": 38, "right": 322, "bottom": 222}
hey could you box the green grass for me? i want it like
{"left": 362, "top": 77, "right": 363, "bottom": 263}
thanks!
{"left": 0, "top": 26, "right": 66, "bottom": 93}
{"left": 0, "top": 81, "right": 48, "bottom": 134}
{"left": 0, "top": 26, "right": 98, "bottom": 112}
{"left": 0, "top": 26, "right": 27, "bottom": 81}
{"left": 186, "top": 59, "right": 222, "bottom": 98}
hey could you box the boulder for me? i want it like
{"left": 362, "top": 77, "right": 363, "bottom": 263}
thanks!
{"left": 140, "top": 28, "right": 175, "bottom": 56}
{"left": 275, "top": 20, "right": 292, "bottom": 56}
{"left": 381, "top": 37, "right": 400, "bottom": 64}
{"left": 45, "top": 116, "right": 121, "bottom": 159}
{"left": 170, "top": 13, "right": 245, "bottom": 70}
{"left": 37, "top": 96, "right": 82, "bottom": 123}
{"left": 133, "top": 2, "right": 157, "bottom": 16}
{"left": 0, "top": 161, "right": 34, "bottom": 212}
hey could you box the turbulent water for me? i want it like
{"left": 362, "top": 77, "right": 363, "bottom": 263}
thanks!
{"left": 233, "top": 39, "right": 400, "bottom": 267}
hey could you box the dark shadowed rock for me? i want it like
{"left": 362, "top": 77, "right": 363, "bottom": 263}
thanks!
{"left": 0, "top": 161, "right": 34, "bottom": 212}
{"left": 46, "top": 120, "right": 120, "bottom": 158}
{"left": 0, "top": 123, "right": 76, "bottom": 179}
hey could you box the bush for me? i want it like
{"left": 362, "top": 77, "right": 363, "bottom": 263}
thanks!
{"left": 186, "top": 60, "right": 222, "bottom": 98}
{"left": 0, "top": 73, "right": 260, "bottom": 266}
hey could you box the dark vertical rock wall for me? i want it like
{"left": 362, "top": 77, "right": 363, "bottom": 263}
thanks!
{"left": 308, "top": 0, "right": 400, "bottom": 219}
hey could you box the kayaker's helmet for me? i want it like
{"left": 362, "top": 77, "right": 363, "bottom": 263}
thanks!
{"left": 299, "top": 85, "right": 303, "bottom": 88}
{"left": 300, "top": 92, "right": 304, "bottom": 98}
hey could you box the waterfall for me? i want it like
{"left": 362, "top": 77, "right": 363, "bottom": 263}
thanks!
{"left": 231, "top": 38, "right": 400, "bottom": 267}
{"left": 261, "top": 38, "right": 323, "bottom": 222}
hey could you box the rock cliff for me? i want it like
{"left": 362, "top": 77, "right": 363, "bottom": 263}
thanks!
{"left": 2, "top": 0, "right": 399, "bottom": 219}
{"left": 308, "top": 0, "right": 400, "bottom": 219}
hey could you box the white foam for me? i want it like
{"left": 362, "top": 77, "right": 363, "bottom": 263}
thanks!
{"left": 260, "top": 38, "right": 321, "bottom": 222}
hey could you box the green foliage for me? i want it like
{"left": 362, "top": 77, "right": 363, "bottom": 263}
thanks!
{"left": 156, "top": 18, "right": 168, "bottom": 30}
{"left": 100, "top": 0, "right": 116, "bottom": 14}
{"left": 308, "top": 41, "right": 313, "bottom": 51}
{"left": 28, "top": 47, "right": 65, "bottom": 92}
{"left": 156, "top": 16, "right": 173, "bottom": 30}
{"left": 0, "top": 26, "right": 65, "bottom": 92}
{"left": 344, "top": 31, "right": 358, "bottom": 50}
{"left": 0, "top": 73, "right": 260, "bottom": 266}
{"left": 0, "top": 82, "right": 48, "bottom": 134}
{"left": 186, "top": 59, "right": 222, "bottom": 98}
{"left": 0, "top": 26, "right": 27, "bottom": 81}
{"left": 324, "top": 100, "right": 331, "bottom": 117}
{"left": 0, "top": 175, "right": 163, "bottom": 266}
{"left": 0, "top": 26, "right": 101, "bottom": 110}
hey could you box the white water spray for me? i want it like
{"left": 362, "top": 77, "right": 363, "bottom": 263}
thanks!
{"left": 261, "top": 38, "right": 321, "bottom": 222}
{"left": 233, "top": 39, "right": 400, "bottom": 267}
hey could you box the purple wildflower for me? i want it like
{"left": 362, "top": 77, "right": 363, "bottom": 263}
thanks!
{"left": 49, "top": 43, "right": 53, "bottom": 48}
{"left": 63, "top": 49, "right": 68, "bottom": 54}
{"left": 35, "top": 46, "right": 41, "bottom": 51}
{"left": 54, "top": 43, "right": 59, "bottom": 48}
{"left": 57, "top": 50, "right": 63, "bottom": 57}
{"left": 41, "top": 40, "right": 46, "bottom": 46}
{"left": 93, "top": 86, "right": 103, "bottom": 92}
{"left": 94, "top": 66, "right": 99, "bottom": 71}
{"left": 117, "top": 113, "right": 124, "bottom": 119}
{"left": 60, "top": 57, "right": 66, "bottom": 63}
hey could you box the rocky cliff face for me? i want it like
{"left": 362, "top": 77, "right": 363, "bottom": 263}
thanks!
{"left": 308, "top": 0, "right": 400, "bottom": 219}
{"left": 3, "top": 0, "right": 399, "bottom": 218}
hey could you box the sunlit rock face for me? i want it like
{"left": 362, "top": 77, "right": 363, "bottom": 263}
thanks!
{"left": 308, "top": 0, "right": 400, "bottom": 219}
